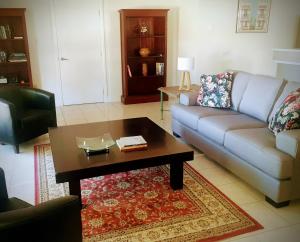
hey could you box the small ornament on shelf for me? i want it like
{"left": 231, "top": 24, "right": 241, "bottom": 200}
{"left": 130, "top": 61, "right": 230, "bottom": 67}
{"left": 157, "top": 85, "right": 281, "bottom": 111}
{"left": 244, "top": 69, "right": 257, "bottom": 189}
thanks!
{"left": 139, "top": 47, "right": 150, "bottom": 57}
{"left": 140, "top": 25, "right": 148, "bottom": 34}
{"left": 135, "top": 23, "right": 148, "bottom": 36}
{"left": 0, "top": 50, "right": 7, "bottom": 62}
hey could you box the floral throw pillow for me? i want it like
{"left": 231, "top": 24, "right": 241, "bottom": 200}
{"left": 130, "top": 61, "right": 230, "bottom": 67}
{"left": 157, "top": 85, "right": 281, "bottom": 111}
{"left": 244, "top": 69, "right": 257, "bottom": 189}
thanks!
{"left": 197, "top": 72, "right": 233, "bottom": 108}
{"left": 268, "top": 88, "right": 300, "bottom": 135}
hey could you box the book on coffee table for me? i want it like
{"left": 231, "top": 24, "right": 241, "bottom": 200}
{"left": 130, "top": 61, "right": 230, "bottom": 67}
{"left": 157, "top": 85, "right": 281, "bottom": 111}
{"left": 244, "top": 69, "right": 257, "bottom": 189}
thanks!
{"left": 116, "top": 135, "right": 147, "bottom": 152}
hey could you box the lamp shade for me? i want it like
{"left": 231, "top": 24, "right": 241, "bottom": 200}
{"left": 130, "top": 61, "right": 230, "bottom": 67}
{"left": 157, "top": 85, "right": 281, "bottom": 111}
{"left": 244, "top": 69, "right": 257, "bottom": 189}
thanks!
{"left": 177, "top": 57, "right": 194, "bottom": 71}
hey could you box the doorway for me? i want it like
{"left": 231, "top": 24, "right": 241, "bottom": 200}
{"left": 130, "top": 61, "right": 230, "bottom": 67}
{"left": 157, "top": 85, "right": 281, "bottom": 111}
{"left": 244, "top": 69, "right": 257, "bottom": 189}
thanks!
{"left": 53, "top": 0, "right": 105, "bottom": 105}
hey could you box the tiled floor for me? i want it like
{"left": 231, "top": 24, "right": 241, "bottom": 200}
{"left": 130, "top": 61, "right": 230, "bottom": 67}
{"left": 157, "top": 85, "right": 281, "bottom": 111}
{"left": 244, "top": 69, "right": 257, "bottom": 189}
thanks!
{"left": 0, "top": 100, "right": 299, "bottom": 241}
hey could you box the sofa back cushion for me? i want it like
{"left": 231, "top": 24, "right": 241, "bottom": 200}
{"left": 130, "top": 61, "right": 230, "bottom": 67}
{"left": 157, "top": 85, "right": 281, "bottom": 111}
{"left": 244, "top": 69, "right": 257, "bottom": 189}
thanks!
{"left": 231, "top": 71, "right": 252, "bottom": 111}
{"left": 239, "top": 75, "right": 283, "bottom": 122}
{"left": 268, "top": 81, "right": 300, "bottom": 122}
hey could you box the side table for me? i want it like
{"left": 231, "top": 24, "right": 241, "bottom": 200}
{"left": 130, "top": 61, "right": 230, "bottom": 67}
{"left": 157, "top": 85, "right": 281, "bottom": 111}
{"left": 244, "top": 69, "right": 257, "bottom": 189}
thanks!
{"left": 158, "top": 84, "right": 199, "bottom": 120}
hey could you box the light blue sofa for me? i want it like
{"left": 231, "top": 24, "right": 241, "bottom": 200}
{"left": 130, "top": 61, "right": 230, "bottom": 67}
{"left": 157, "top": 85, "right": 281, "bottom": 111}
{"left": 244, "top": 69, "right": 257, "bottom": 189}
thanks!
{"left": 171, "top": 72, "right": 300, "bottom": 207}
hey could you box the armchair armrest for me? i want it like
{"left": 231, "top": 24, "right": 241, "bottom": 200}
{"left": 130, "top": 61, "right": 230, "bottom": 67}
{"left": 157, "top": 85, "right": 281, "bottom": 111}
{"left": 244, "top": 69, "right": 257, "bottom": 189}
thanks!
{"left": 0, "top": 196, "right": 82, "bottom": 242}
{"left": 21, "top": 88, "right": 57, "bottom": 127}
{"left": 21, "top": 88, "right": 55, "bottom": 111}
{"left": 179, "top": 91, "right": 199, "bottom": 106}
{"left": 0, "top": 99, "right": 19, "bottom": 145}
{"left": 0, "top": 168, "right": 8, "bottom": 200}
{"left": 276, "top": 129, "right": 300, "bottom": 159}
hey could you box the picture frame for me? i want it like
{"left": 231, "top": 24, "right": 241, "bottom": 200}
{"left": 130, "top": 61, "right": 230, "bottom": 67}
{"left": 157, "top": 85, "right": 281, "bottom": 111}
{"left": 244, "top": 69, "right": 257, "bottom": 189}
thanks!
{"left": 236, "top": 0, "right": 271, "bottom": 33}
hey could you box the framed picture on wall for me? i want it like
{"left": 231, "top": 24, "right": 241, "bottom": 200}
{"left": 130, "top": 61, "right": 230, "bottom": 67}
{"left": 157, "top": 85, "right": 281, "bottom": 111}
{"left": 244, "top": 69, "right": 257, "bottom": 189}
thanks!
{"left": 236, "top": 0, "right": 271, "bottom": 33}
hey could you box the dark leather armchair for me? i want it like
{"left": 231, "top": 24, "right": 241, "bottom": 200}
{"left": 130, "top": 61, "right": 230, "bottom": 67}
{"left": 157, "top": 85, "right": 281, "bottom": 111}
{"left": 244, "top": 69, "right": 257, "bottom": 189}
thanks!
{"left": 0, "top": 86, "right": 57, "bottom": 153}
{"left": 0, "top": 168, "right": 82, "bottom": 242}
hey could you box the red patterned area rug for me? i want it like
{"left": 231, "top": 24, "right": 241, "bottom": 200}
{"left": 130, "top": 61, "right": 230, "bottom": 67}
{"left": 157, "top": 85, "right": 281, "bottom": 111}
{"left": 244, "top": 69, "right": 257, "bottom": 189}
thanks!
{"left": 34, "top": 144, "right": 262, "bottom": 242}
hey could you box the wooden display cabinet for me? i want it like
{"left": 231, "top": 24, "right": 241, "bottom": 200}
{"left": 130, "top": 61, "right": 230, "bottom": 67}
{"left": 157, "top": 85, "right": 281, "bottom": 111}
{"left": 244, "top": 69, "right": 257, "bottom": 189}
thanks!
{"left": 119, "top": 9, "right": 169, "bottom": 104}
{"left": 0, "top": 8, "right": 32, "bottom": 87}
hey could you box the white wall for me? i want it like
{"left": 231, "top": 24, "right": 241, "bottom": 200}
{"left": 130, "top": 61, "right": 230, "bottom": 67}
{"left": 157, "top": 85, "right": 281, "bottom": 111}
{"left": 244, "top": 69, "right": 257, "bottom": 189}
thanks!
{"left": 181, "top": 0, "right": 300, "bottom": 79}
{"left": 277, "top": 64, "right": 300, "bottom": 83}
{"left": 1, "top": 0, "right": 299, "bottom": 104}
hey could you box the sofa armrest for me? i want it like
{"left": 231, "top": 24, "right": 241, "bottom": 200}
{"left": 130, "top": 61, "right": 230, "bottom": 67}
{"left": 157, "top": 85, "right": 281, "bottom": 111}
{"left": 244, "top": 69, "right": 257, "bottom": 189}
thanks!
{"left": 0, "top": 99, "right": 19, "bottom": 144}
{"left": 0, "top": 196, "right": 82, "bottom": 242}
{"left": 179, "top": 91, "right": 199, "bottom": 106}
{"left": 276, "top": 129, "right": 300, "bottom": 159}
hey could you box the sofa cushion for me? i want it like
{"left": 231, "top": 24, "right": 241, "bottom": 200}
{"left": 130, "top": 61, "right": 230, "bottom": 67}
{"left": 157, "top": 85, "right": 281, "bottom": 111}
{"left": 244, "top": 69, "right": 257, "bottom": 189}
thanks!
{"left": 239, "top": 75, "right": 283, "bottom": 122}
{"left": 269, "top": 81, "right": 300, "bottom": 122}
{"left": 197, "top": 72, "right": 233, "bottom": 108}
{"left": 171, "top": 104, "right": 239, "bottom": 130}
{"left": 231, "top": 71, "right": 252, "bottom": 111}
{"left": 224, "top": 128, "right": 294, "bottom": 179}
{"left": 197, "top": 114, "right": 266, "bottom": 145}
{"left": 268, "top": 88, "right": 300, "bottom": 135}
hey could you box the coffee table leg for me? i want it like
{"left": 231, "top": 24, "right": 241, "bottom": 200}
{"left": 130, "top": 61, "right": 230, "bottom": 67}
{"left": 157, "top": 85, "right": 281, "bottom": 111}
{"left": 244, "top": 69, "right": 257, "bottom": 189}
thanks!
{"left": 69, "top": 180, "right": 82, "bottom": 206}
{"left": 170, "top": 161, "right": 184, "bottom": 190}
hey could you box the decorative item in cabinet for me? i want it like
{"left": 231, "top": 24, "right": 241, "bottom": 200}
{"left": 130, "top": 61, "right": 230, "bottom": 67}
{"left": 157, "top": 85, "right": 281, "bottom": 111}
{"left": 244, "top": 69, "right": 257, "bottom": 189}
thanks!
{"left": 142, "top": 63, "right": 148, "bottom": 76}
{"left": 139, "top": 47, "right": 150, "bottom": 57}
{"left": 0, "top": 50, "right": 6, "bottom": 62}
{"left": 156, "top": 62, "right": 164, "bottom": 76}
{"left": 0, "top": 8, "right": 32, "bottom": 87}
{"left": 119, "top": 9, "right": 169, "bottom": 104}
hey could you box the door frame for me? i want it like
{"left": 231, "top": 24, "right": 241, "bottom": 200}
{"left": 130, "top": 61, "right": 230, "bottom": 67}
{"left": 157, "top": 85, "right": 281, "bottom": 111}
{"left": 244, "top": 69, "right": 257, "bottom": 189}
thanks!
{"left": 49, "top": 0, "right": 108, "bottom": 106}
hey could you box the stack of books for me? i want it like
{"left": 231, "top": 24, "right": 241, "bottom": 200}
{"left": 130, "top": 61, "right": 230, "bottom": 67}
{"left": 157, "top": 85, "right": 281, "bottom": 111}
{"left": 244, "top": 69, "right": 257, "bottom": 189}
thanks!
{"left": 116, "top": 135, "right": 147, "bottom": 152}
{"left": 8, "top": 53, "right": 27, "bottom": 62}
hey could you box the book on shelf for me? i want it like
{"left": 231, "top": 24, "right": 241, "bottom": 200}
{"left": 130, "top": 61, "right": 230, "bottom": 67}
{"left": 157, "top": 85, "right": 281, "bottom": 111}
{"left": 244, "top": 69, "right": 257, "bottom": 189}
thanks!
{"left": 116, "top": 135, "right": 148, "bottom": 152}
{"left": 0, "top": 26, "right": 7, "bottom": 39}
{"left": 156, "top": 62, "right": 164, "bottom": 76}
{"left": 127, "top": 64, "right": 132, "bottom": 78}
{"left": 0, "top": 25, "right": 11, "bottom": 39}
{"left": 4, "top": 25, "right": 11, "bottom": 39}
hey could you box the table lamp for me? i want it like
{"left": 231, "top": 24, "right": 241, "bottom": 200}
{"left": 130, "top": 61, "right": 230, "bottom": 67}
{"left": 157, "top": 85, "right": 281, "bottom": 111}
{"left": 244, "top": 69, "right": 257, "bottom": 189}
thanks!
{"left": 177, "top": 57, "right": 194, "bottom": 90}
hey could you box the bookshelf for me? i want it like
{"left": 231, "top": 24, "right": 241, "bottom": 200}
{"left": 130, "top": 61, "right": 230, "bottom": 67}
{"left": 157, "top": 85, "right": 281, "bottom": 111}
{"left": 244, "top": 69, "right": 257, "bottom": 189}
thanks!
{"left": 119, "top": 9, "right": 169, "bottom": 104}
{"left": 0, "top": 8, "right": 32, "bottom": 87}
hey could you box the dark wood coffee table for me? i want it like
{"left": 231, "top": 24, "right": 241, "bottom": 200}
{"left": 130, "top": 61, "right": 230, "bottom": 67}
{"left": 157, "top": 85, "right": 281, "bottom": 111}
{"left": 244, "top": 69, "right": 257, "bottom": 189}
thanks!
{"left": 49, "top": 117, "right": 193, "bottom": 205}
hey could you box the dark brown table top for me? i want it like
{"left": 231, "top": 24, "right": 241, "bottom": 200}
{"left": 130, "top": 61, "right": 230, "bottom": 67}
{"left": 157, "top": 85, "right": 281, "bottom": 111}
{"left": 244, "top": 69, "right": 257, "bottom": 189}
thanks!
{"left": 49, "top": 117, "right": 194, "bottom": 182}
